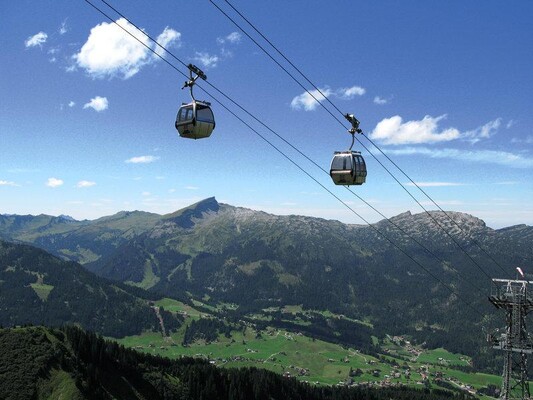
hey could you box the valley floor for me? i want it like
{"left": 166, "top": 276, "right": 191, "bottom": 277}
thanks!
{"left": 116, "top": 298, "right": 508, "bottom": 399}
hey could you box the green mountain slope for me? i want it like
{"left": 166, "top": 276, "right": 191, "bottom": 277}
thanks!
{"left": 0, "top": 240, "right": 181, "bottom": 337}
{"left": 0, "top": 325, "right": 471, "bottom": 400}
{"left": 1, "top": 198, "right": 531, "bottom": 363}
{"left": 83, "top": 200, "right": 531, "bottom": 347}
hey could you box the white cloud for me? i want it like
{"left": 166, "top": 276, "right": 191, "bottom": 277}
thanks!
{"left": 74, "top": 18, "right": 149, "bottom": 79}
{"left": 59, "top": 20, "right": 68, "bottom": 35}
{"left": 384, "top": 147, "right": 533, "bottom": 168}
{"left": 184, "top": 186, "right": 199, "bottom": 190}
{"left": 291, "top": 85, "right": 365, "bottom": 111}
{"left": 227, "top": 32, "right": 242, "bottom": 43}
{"left": 463, "top": 118, "right": 501, "bottom": 144}
{"left": 374, "top": 96, "right": 388, "bottom": 105}
{"left": 153, "top": 27, "right": 181, "bottom": 57}
{"left": 506, "top": 119, "right": 516, "bottom": 129}
{"left": 337, "top": 86, "right": 365, "bottom": 99}
{"left": 77, "top": 180, "right": 96, "bottom": 188}
{"left": 25, "top": 32, "right": 48, "bottom": 48}
{"left": 405, "top": 182, "right": 467, "bottom": 187}
{"left": 46, "top": 177, "right": 64, "bottom": 188}
{"left": 371, "top": 115, "right": 460, "bottom": 145}
{"left": 193, "top": 52, "right": 219, "bottom": 69}
{"left": 370, "top": 115, "right": 503, "bottom": 145}
{"left": 125, "top": 155, "right": 160, "bottom": 164}
{"left": 0, "top": 180, "right": 19, "bottom": 187}
{"left": 291, "top": 88, "right": 332, "bottom": 111}
{"left": 217, "top": 32, "right": 242, "bottom": 45}
{"left": 142, "top": 191, "right": 151, "bottom": 196}
{"left": 83, "top": 96, "right": 108, "bottom": 112}
{"left": 216, "top": 32, "right": 242, "bottom": 60}
{"left": 74, "top": 18, "right": 180, "bottom": 79}
{"left": 68, "top": 101, "right": 76, "bottom": 108}
{"left": 220, "top": 47, "right": 234, "bottom": 58}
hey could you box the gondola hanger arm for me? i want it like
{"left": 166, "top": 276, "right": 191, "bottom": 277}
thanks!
{"left": 182, "top": 64, "right": 207, "bottom": 101}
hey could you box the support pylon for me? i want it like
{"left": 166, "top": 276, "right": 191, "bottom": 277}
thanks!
{"left": 488, "top": 278, "right": 533, "bottom": 399}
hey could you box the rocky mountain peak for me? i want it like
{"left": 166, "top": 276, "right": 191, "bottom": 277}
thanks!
{"left": 387, "top": 211, "right": 412, "bottom": 223}
{"left": 57, "top": 214, "right": 77, "bottom": 222}
{"left": 162, "top": 197, "right": 220, "bottom": 228}
{"left": 424, "top": 211, "right": 488, "bottom": 235}
{"left": 192, "top": 197, "right": 220, "bottom": 213}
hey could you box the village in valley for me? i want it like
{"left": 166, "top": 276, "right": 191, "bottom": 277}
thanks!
{"left": 119, "top": 299, "right": 500, "bottom": 398}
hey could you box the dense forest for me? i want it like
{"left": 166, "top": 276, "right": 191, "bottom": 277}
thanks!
{"left": 0, "top": 326, "right": 474, "bottom": 400}
{"left": 0, "top": 240, "right": 182, "bottom": 337}
{"left": 0, "top": 236, "right": 511, "bottom": 376}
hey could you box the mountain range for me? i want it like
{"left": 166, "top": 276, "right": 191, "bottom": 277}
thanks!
{"left": 1, "top": 198, "right": 531, "bottom": 359}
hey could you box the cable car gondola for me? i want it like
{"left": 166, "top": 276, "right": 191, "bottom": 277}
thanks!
{"left": 330, "top": 150, "right": 366, "bottom": 185}
{"left": 175, "top": 64, "right": 215, "bottom": 139}
{"left": 175, "top": 100, "right": 215, "bottom": 139}
{"left": 330, "top": 114, "right": 367, "bottom": 186}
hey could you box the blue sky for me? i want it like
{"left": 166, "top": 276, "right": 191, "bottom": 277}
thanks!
{"left": 1, "top": 0, "right": 532, "bottom": 228}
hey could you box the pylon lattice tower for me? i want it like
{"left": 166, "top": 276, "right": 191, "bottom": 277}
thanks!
{"left": 489, "top": 278, "right": 533, "bottom": 400}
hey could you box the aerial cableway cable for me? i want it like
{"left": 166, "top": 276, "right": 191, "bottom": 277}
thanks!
{"left": 209, "top": 0, "right": 507, "bottom": 279}
{"left": 84, "top": 0, "right": 488, "bottom": 317}
{"left": 216, "top": 0, "right": 510, "bottom": 277}
{"left": 86, "top": 0, "right": 487, "bottom": 314}
{"left": 208, "top": 0, "right": 511, "bottom": 278}
{"left": 94, "top": 0, "right": 491, "bottom": 289}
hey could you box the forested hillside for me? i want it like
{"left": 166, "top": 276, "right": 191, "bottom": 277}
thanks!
{"left": 0, "top": 326, "right": 473, "bottom": 400}
{"left": 0, "top": 240, "right": 181, "bottom": 337}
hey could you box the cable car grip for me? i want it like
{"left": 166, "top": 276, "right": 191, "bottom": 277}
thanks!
{"left": 345, "top": 113, "right": 363, "bottom": 135}
{"left": 182, "top": 64, "right": 207, "bottom": 101}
